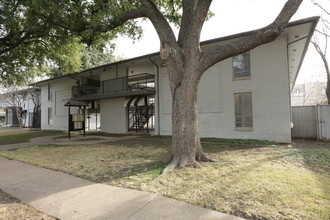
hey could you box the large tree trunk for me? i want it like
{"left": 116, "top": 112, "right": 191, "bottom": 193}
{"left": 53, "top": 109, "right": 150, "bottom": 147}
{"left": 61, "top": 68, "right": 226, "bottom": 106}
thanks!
{"left": 162, "top": 66, "right": 214, "bottom": 173}
{"left": 326, "top": 81, "right": 330, "bottom": 104}
{"left": 146, "top": 0, "right": 303, "bottom": 173}
{"left": 325, "top": 63, "right": 330, "bottom": 104}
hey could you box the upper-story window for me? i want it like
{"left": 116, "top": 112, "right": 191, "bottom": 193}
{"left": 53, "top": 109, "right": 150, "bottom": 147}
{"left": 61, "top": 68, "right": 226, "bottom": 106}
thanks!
{"left": 233, "top": 52, "right": 251, "bottom": 79}
{"left": 48, "top": 84, "right": 52, "bottom": 101}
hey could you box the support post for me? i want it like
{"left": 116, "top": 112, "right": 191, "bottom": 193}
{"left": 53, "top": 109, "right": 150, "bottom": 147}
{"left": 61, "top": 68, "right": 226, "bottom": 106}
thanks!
{"left": 83, "top": 106, "right": 86, "bottom": 137}
{"left": 316, "top": 105, "right": 321, "bottom": 141}
{"left": 68, "top": 105, "right": 71, "bottom": 139}
{"left": 135, "top": 106, "right": 138, "bottom": 133}
{"left": 96, "top": 112, "right": 98, "bottom": 131}
{"left": 146, "top": 96, "right": 149, "bottom": 133}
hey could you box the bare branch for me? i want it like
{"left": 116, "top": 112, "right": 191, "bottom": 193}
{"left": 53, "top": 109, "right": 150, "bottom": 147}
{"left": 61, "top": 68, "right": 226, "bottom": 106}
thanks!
{"left": 315, "top": 29, "right": 330, "bottom": 37}
{"left": 312, "top": 0, "right": 330, "bottom": 15}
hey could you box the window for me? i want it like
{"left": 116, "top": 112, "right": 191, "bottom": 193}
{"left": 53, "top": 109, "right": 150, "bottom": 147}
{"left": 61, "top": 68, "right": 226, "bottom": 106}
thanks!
{"left": 234, "top": 93, "right": 253, "bottom": 129}
{"left": 233, "top": 52, "right": 251, "bottom": 79}
{"left": 48, "top": 84, "right": 52, "bottom": 101}
{"left": 48, "top": 107, "right": 52, "bottom": 125}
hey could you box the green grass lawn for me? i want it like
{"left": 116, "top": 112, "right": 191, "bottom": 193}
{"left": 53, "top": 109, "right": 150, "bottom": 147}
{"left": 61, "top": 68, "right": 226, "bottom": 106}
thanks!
{"left": 0, "top": 136, "right": 329, "bottom": 220}
{"left": 0, "top": 130, "right": 64, "bottom": 145}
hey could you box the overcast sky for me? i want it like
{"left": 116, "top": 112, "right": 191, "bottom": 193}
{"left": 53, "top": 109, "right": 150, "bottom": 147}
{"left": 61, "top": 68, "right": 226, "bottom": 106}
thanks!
{"left": 113, "top": 0, "right": 329, "bottom": 84}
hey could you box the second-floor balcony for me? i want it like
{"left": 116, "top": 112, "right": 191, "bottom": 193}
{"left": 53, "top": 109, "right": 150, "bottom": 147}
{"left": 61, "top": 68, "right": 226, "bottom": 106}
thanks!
{"left": 72, "top": 73, "right": 155, "bottom": 101}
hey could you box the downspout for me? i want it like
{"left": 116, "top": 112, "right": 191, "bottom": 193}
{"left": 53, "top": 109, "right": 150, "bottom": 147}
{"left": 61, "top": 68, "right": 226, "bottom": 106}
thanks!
{"left": 148, "top": 56, "right": 160, "bottom": 135}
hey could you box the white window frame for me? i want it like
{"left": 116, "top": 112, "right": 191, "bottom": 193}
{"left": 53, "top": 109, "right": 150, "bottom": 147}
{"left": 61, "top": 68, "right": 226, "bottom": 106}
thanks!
{"left": 48, "top": 84, "right": 52, "bottom": 101}
{"left": 232, "top": 52, "right": 251, "bottom": 80}
{"left": 48, "top": 107, "right": 53, "bottom": 125}
{"left": 234, "top": 92, "right": 253, "bottom": 130}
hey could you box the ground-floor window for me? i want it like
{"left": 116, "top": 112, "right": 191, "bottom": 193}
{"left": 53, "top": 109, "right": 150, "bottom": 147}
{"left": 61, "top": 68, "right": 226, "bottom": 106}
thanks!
{"left": 48, "top": 107, "right": 53, "bottom": 125}
{"left": 234, "top": 92, "right": 253, "bottom": 130}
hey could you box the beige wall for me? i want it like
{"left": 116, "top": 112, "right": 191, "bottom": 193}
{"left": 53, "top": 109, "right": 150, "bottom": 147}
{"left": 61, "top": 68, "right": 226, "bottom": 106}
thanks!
{"left": 40, "top": 78, "right": 78, "bottom": 130}
{"left": 100, "top": 97, "right": 127, "bottom": 133}
{"left": 159, "top": 35, "right": 292, "bottom": 143}
{"left": 39, "top": 36, "right": 293, "bottom": 142}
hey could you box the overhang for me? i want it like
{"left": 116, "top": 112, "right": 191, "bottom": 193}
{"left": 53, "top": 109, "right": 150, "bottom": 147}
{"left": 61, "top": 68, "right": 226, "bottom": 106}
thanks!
{"left": 64, "top": 99, "right": 89, "bottom": 107}
{"left": 74, "top": 89, "right": 156, "bottom": 101}
{"left": 283, "top": 17, "right": 319, "bottom": 90}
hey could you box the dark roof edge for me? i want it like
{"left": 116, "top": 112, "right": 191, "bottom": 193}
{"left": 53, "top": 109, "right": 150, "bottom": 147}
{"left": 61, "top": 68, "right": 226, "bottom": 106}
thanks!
{"left": 200, "top": 16, "right": 320, "bottom": 46}
{"left": 34, "top": 16, "right": 319, "bottom": 86}
{"left": 33, "top": 53, "right": 160, "bottom": 86}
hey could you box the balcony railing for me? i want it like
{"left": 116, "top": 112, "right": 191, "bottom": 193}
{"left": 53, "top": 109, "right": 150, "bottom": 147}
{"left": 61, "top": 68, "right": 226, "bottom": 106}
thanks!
{"left": 72, "top": 73, "right": 155, "bottom": 99}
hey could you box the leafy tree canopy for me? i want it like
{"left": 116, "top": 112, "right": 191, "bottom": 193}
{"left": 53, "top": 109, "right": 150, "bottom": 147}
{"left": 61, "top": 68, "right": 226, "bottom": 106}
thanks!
{"left": 0, "top": 0, "right": 128, "bottom": 85}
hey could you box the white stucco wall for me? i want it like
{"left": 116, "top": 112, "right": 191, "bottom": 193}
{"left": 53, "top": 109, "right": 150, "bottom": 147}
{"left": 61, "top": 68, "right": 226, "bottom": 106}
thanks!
{"left": 39, "top": 35, "right": 292, "bottom": 142}
{"left": 40, "top": 78, "right": 77, "bottom": 130}
{"left": 100, "top": 97, "right": 127, "bottom": 133}
{"left": 159, "top": 35, "right": 291, "bottom": 143}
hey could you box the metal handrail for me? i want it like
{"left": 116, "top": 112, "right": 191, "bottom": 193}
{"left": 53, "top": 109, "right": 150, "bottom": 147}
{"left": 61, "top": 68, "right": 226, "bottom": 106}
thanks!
{"left": 72, "top": 73, "right": 155, "bottom": 98}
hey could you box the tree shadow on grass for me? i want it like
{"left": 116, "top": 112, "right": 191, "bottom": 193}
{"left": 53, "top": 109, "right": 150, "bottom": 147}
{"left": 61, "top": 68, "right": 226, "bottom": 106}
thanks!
{"left": 291, "top": 139, "right": 330, "bottom": 211}
{"left": 89, "top": 161, "right": 165, "bottom": 184}
{"left": 202, "top": 142, "right": 268, "bottom": 154}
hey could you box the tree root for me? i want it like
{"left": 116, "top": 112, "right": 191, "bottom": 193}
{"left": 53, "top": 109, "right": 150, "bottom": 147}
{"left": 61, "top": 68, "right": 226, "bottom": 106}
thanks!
{"left": 161, "top": 156, "right": 179, "bottom": 174}
{"left": 161, "top": 153, "right": 215, "bottom": 174}
{"left": 197, "top": 153, "right": 217, "bottom": 162}
{"left": 195, "top": 148, "right": 217, "bottom": 162}
{"left": 161, "top": 153, "right": 174, "bottom": 164}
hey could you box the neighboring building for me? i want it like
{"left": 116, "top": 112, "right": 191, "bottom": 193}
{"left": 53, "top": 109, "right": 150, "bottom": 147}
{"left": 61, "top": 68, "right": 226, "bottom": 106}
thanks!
{"left": 0, "top": 87, "right": 41, "bottom": 128}
{"left": 34, "top": 17, "right": 318, "bottom": 143}
{"left": 291, "top": 82, "right": 328, "bottom": 106}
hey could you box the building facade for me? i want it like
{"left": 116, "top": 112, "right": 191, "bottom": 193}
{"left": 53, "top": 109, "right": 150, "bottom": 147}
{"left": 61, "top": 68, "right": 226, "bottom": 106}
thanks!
{"left": 36, "top": 17, "right": 318, "bottom": 143}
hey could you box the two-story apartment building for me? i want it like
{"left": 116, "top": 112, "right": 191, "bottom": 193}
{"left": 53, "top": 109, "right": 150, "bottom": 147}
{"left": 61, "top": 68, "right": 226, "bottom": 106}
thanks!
{"left": 35, "top": 17, "right": 318, "bottom": 143}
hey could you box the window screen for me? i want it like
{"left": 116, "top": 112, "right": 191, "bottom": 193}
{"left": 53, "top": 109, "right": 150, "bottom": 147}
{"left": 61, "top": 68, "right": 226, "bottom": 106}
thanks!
{"left": 233, "top": 52, "right": 250, "bottom": 79}
{"left": 48, "top": 107, "right": 52, "bottom": 125}
{"left": 234, "top": 93, "right": 253, "bottom": 128}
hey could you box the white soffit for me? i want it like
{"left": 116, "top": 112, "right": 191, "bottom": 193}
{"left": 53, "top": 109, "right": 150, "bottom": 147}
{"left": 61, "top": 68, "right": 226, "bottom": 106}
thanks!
{"left": 284, "top": 21, "right": 316, "bottom": 91}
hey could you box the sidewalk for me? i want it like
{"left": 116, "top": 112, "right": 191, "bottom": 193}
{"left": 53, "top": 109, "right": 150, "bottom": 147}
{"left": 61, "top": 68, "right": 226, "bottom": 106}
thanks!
{"left": 0, "top": 156, "right": 244, "bottom": 220}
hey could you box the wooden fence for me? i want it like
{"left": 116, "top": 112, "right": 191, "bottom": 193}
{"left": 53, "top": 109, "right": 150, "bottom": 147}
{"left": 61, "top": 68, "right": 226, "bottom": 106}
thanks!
{"left": 292, "top": 105, "right": 330, "bottom": 140}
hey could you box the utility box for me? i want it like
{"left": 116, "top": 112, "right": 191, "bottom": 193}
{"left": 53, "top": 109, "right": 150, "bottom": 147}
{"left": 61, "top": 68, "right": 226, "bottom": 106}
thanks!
{"left": 69, "top": 114, "right": 85, "bottom": 131}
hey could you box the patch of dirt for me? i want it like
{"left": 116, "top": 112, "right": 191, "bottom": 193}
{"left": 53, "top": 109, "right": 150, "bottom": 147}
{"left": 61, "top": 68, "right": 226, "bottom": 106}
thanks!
{"left": 72, "top": 138, "right": 104, "bottom": 142}
{"left": 0, "top": 190, "right": 57, "bottom": 220}
{"left": 292, "top": 139, "right": 330, "bottom": 148}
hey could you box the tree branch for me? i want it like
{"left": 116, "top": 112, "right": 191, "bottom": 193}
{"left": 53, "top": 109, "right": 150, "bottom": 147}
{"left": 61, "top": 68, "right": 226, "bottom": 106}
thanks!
{"left": 311, "top": 40, "right": 330, "bottom": 82}
{"left": 315, "top": 29, "right": 330, "bottom": 38}
{"left": 178, "top": 0, "right": 212, "bottom": 49}
{"left": 89, "top": 7, "right": 147, "bottom": 32}
{"left": 199, "top": 0, "right": 303, "bottom": 74}
{"left": 141, "top": 0, "right": 177, "bottom": 46}
{"left": 178, "top": 0, "right": 196, "bottom": 46}
{"left": 312, "top": 0, "right": 330, "bottom": 16}
{"left": 0, "top": 34, "right": 30, "bottom": 55}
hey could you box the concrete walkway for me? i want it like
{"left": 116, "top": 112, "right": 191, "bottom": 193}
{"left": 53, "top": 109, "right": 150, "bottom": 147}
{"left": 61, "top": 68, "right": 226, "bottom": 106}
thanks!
{"left": 0, "top": 157, "right": 244, "bottom": 220}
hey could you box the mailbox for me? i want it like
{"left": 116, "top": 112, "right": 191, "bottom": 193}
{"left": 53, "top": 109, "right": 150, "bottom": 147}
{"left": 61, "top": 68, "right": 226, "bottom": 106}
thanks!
{"left": 69, "top": 114, "right": 85, "bottom": 131}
